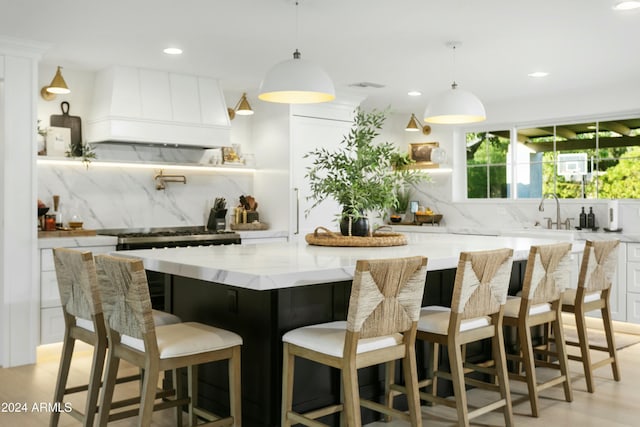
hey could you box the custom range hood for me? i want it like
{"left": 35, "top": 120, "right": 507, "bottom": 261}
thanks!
{"left": 86, "top": 66, "right": 231, "bottom": 148}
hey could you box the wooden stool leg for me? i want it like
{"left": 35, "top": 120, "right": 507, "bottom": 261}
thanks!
{"left": 448, "top": 340, "right": 469, "bottom": 427}
{"left": 281, "top": 343, "right": 294, "bottom": 427}
{"left": 342, "top": 359, "right": 362, "bottom": 427}
{"left": 50, "top": 334, "right": 75, "bottom": 427}
{"left": 139, "top": 360, "right": 160, "bottom": 427}
{"left": 602, "top": 297, "right": 621, "bottom": 382}
{"left": 575, "top": 307, "right": 595, "bottom": 392}
{"left": 402, "top": 346, "right": 423, "bottom": 427}
{"left": 494, "top": 326, "right": 513, "bottom": 427}
{"left": 383, "top": 360, "right": 396, "bottom": 421}
{"left": 97, "top": 355, "right": 120, "bottom": 427}
{"left": 228, "top": 346, "right": 242, "bottom": 427}
{"left": 552, "top": 315, "right": 573, "bottom": 403}
{"left": 174, "top": 369, "right": 184, "bottom": 427}
{"left": 431, "top": 342, "right": 440, "bottom": 398}
{"left": 83, "top": 339, "right": 107, "bottom": 427}
{"left": 519, "top": 321, "right": 540, "bottom": 417}
{"left": 188, "top": 365, "right": 198, "bottom": 426}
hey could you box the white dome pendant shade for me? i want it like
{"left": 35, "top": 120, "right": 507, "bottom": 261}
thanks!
{"left": 424, "top": 81, "right": 486, "bottom": 124}
{"left": 258, "top": 49, "right": 336, "bottom": 104}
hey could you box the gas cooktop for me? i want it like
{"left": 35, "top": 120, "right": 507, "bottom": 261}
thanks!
{"left": 97, "top": 226, "right": 241, "bottom": 245}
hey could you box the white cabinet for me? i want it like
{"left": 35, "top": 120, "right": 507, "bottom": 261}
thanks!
{"left": 626, "top": 243, "right": 640, "bottom": 324}
{"left": 87, "top": 65, "right": 230, "bottom": 147}
{"left": 39, "top": 243, "right": 116, "bottom": 344}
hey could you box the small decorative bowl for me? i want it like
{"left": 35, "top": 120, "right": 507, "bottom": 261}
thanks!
{"left": 68, "top": 221, "right": 83, "bottom": 229}
{"left": 390, "top": 215, "right": 402, "bottom": 223}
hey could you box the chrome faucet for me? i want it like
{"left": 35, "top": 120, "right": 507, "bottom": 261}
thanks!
{"left": 538, "top": 193, "right": 561, "bottom": 229}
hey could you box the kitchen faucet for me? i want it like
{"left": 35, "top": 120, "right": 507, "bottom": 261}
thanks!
{"left": 154, "top": 170, "right": 187, "bottom": 190}
{"left": 538, "top": 193, "right": 562, "bottom": 229}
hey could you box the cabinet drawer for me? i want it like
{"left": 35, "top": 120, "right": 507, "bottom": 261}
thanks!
{"left": 628, "top": 243, "right": 640, "bottom": 262}
{"left": 41, "top": 271, "right": 60, "bottom": 308}
{"left": 627, "top": 293, "right": 640, "bottom": 324}
{"left": 40, "top": 249, "right": 54, "bottom": 271}
{"left": 628, "top": 262, "right": 640, "bottom": 294}
{"left": 40, "top": 307, "right": 65, "bottom": 344}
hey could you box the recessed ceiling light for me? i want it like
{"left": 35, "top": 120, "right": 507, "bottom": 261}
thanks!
{"left": 613, "top": 1, "right": 640, "bottom": 10}
{"left": 408, "top": 90, "right": 422, "bottom": 97}
{"left": 528, "top": 71, "right": 549, "bottom": 78}
{"left": 163, "top": 47, "right": 183, "bottom": 55}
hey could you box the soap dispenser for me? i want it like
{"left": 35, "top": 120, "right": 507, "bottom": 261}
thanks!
{"left": 579, "top": 207, "right": 586, "bottom": 229}
{"left": 586, "top": 207, "right": 595, "bottom": 229}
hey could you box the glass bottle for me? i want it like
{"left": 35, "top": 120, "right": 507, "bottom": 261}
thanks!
{"left": 586, "top": 207, "right": 595, "bottom": 229}
{"left": 579, "top": 207, "right": 587, "bottom": 229}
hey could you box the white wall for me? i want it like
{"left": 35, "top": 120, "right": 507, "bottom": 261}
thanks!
{"left": 1, "top": 39, "right": 45, "bottom": 367}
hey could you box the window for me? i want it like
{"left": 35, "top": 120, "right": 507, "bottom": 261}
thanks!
{"left": 465, "top": 117, "right": 640, "bottom": 199}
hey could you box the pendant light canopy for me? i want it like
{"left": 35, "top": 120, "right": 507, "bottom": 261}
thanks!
{"left": 258, "top": 1, "right": 335, "bottom": 104}
{"left": 40, "top": 66, "right": 71, "bottom": 101}
{"left": 424, "top": 43, "right": 486, "bottom": 125}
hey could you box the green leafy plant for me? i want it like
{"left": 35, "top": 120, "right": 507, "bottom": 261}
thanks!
{"left": 66, "top": 141, "right": 97, "bottom": 169}
{"left": 305, "top": 108, "right": 427, "bottom": 227}
{"left": 393, "top": 186, "right": 411, "bottom": 213}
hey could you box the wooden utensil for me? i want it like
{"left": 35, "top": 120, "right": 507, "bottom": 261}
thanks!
{"left": 50, "top": 101, "right": 82, "bottom": 156}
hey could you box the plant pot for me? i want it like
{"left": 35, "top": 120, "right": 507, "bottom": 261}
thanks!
{"left": 340, "top": 207, "right": 369, "bottom": 237}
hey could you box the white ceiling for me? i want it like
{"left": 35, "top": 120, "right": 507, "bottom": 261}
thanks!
{"left": 2, "top": 0, "right": 639, "bottom": 114}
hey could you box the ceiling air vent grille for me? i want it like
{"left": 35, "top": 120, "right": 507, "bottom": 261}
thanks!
{"left": 348, "top": 82, "right": 385, "bottom": 88}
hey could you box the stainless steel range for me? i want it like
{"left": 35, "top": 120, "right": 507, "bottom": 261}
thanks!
{"left": 98, "top": 226, "right": 241, "bottom": 250}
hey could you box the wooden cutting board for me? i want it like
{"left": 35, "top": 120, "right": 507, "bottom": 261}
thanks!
{"left": 50, "top": 101, "right": 82, "bottom": 156}
{"left": 38, "top": 229, "right": 97, "bottom": 238}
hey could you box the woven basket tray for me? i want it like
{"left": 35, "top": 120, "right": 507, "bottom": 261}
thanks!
{"left": 305, "top": 226, "right": 407, "bottom": 247}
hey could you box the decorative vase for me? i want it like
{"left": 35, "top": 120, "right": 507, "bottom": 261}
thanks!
{"left": 339, "top": 207, "right": 369, "bottom": 237}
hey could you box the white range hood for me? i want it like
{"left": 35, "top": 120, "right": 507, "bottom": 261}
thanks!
{"left": 86, "top": 66, "right": 231, "bottom": 148}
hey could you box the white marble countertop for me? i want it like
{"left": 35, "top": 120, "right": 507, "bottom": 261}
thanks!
{"left": 118, "top": 233, "right": 586, "bottom": 291}
{"left": 38, "top": 235, "right": 118, "bottom": 249}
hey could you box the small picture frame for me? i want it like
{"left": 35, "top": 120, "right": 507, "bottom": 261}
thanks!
{"left": 409, "top": 200, "right": 419, "bottom": 214}
{"left": 409, "top": 142, "right": 440, "bottom": 169}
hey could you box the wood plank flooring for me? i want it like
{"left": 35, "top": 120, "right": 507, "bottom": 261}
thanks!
{"left": 1, "top": 324, "right": 639, "bottom": 426}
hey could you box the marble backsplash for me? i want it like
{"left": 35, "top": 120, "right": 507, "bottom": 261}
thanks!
{"left": 38, "top": 161, "right": 253, "bottom": 230}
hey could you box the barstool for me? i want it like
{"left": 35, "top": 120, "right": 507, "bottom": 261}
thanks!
{"left": 94, "top": 253, "right": 243, "bottom": 427}
{"left": 50, "top": 247, "right": 182, "bottom": 427}
{"left": 502, "top": 242, "right": 573, "bottom": 417}
{"left": 387, "top": 248, "right": 514, "bottom": 427}
{"left": 560, "top": 239, "right": 621, "bottom": 393}
{"left": 281, "top": 256, "right": 428, "bottom": 427}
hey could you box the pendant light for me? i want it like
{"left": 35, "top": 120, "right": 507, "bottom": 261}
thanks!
{"left": 424, "top": 43, "right": 486, "bottom": 124}
{"left": 258, "top": 1, "right": 335, "bottom": 104}
{"left": 40, "top": 66, "right": 71, "bottom": 101}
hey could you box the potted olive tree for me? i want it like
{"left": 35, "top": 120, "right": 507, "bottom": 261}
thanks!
{"left": 305, "top": 108, "right": 426, "bottom": 236}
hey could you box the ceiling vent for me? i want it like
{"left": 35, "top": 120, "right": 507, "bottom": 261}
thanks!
{"left": 348, "top": 81, "right": 385, "bottom": 89}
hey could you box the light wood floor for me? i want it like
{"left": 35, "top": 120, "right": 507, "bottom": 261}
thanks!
{"left": 1, "top": 322, "right": 639, "bottom": 427}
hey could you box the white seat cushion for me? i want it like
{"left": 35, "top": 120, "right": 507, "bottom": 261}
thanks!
{"left": 503, "top": 297, "right": 551, "bottom": 318}
{"left": 562, "top": 289, "right": 601, "bottom": 306}
{"left": 282, "top": 321, "right": 403, "bottom": 358}
{"left": 152, "top": 309, "right": 182, "bottom": 326}
{"left": 76, "top": 317, "right": 94, "bottom": 332}
{"left": 75, "top": 309, "right": 180, "bottom": 333}
{"left": 417, "top": 306, "right": 491, "bottom": 334}
{"left": 121, "top": 322, "right": 242, "bottom": 359}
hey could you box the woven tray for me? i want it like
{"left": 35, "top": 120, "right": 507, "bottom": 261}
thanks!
{"left": 305, "top": 226, "right": 407, "bottom": 247}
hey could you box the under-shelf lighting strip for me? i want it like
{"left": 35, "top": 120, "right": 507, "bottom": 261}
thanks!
{"left": 37, "top": 158, "right": 256, "bottom": 173}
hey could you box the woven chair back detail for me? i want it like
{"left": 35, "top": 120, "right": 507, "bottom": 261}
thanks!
{"left": 451, "top": 248, "right": 513, "bottom": 319}
{"left": 53, "top": 248, "right": 101, "bottom": 319}
{"left": 346, "top": 256, "right": 427, "bottom": 339}
{"left": 523, "top": 243, "right": 573, "bottom": 304}
{"left": 579, "top": 240, "right": 619, "bottom": 293}
{"left": 94, "top": 254, "right": 155, "bottom": 340}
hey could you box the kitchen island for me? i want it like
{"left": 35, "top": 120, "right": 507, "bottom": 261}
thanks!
{"left": 119, "top": 233, "right": 583, "bottom": 426}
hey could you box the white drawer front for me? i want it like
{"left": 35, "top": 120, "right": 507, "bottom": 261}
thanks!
{"left": 40, "top": 307, "right": 65, "bottom": 344}
{"left": 40, "top": 248, "right": 54, "bottom": 271}
{"left": 628, "top": 243, "right": 640, "bottom": 262}
{"left": 628, "top": 262, "right": 640, "bottom": 294}
{"left": 627, "top": 293, "right": 640, "bottom": 324}
{"left": 41, "top": 271, "right": 61, "bottom": 308}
